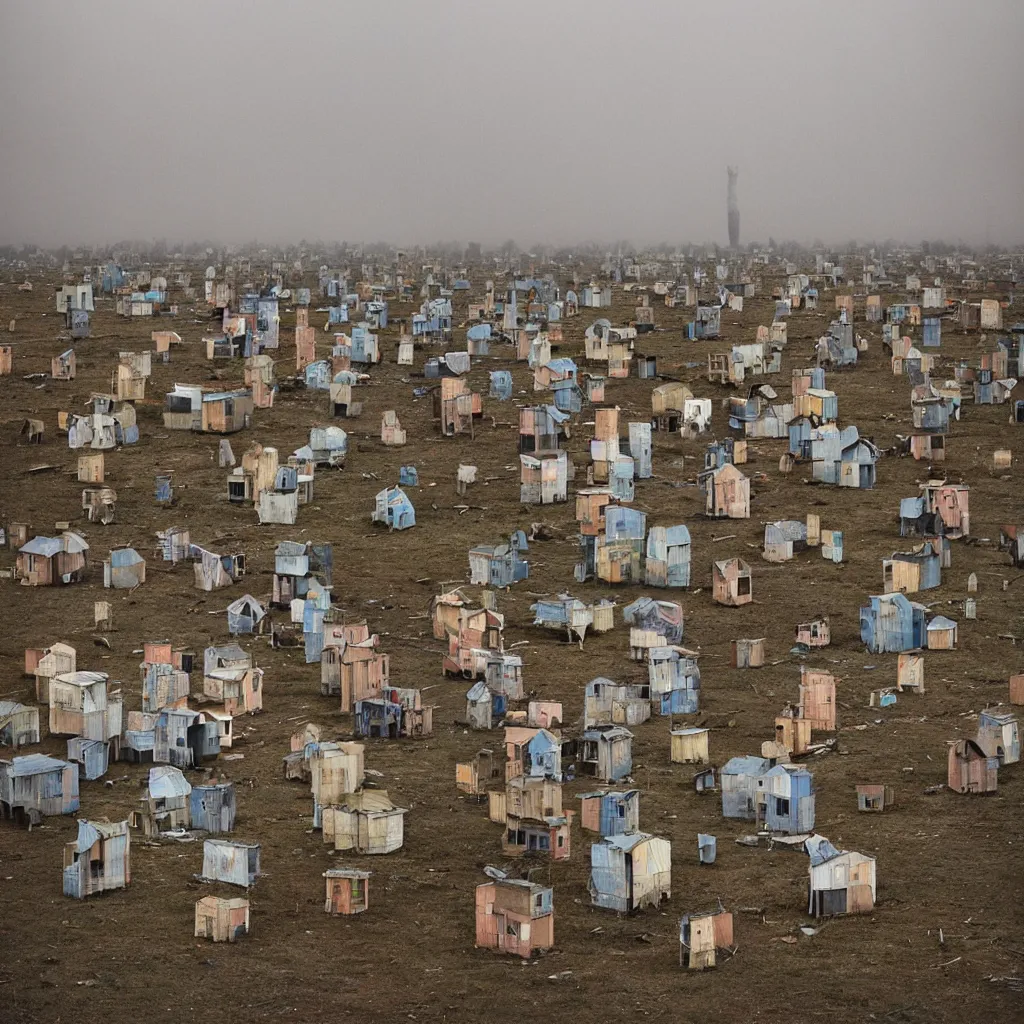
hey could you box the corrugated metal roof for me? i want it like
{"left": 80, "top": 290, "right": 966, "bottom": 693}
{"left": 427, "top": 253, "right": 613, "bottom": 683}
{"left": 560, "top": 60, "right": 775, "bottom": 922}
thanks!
{"left": 602, "top": 831, "right": 651, "bottom": 852}
{"left": 722, "top": 755, "right": 769, "bottom": 777}
{"left": 5, "top": 753, "right": 71, "bottom": 776}
{"left": 148, "top": 765, "right": 192, "bottom": 799}
{"left": 54, "top": 670, "right": 108, "bottom": 688}
{"left": 19, "top": 536, "right": 62, "bottom": 556}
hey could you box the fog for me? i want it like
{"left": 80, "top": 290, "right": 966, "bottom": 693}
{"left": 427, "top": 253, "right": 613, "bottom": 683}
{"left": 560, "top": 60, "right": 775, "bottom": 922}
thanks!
{"left": 1, "top": 0, "right": 1022, "bottom": 248}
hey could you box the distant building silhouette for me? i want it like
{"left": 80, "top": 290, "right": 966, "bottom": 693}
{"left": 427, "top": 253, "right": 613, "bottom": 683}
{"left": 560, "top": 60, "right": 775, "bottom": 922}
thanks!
{"left": 727, "top": 167, "right": 740, "bottom": 249}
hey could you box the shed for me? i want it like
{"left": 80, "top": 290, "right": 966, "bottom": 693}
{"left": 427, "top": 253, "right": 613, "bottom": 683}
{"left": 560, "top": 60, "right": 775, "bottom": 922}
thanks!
{"left": 380, "top": 410, "right": 406, "bottom": 446}
{"left": 721, "top": 756, "right": 768, "bottom": 819}
{"left": 48, "top": 670, "right": 121, "bottom": 741}
{"left": 712, "top": 558, "right": 752, "bottom": 607}
{"left": 0, "top": 754, "right": 80, "bottom": 820}
{"left": 897, "top": 653, "right": 925, "bottom": 693}
{"left": 309, "top": 742, "right": 365, "bottom": 818}
{"left": 578, "top": 790, "right": 640, "bottom": 836}
{"left": 589, "top": 832, "right": 672, "bottom": 912}
{"left": 503, "top": 813, "right": 573, "bottom": 860}
{"left": 103, "top": 546, "right": 146, "bottom": 589}
{"left": 190, "top": 782, "right": 237, "bottom": 834}
{"left": 63, "top": 819, "right": 130, "bottom": 898}
{"left": 860, "top": 593, "right": 926, "bottom": 653}
{"left": 648, "top": 646, "right": 701, "bottom": 714}
{"left": 578, "top": 727, "right": 633, "bottom": 783}
{"left": 0, "top": 701, "right": 40, "bottom": 748}
{"left": 623, "top": 597, "right": 684, "bottom": 646}
{"left": 926, "top": 615, "right": 957, "bottom": 650}
{"left": 670, "top": 727, "right": 710, "bottom": 765}
{"left": 856, "top": 784, "right": 895, "bottom": 812}
{"left": 66, "top": 737, "right": 109, "bottom": 780}
{"left": 468, "top": 533, "right": 529, "bottom": 588}
{"left": 583, "top": 678, "right": 651, "bottom": 729}
{"left": 33, "top": 642, "right": 77, "bottom": 703}
{"left": 465, "top": 681, "right": 497, "bottom": 731}
{"left": 455, "top": 748, "right": 502, "bottom": 798}
{"left": 645, "top": 525, "right": 691, "bottom": 587}
{"left": 475, "top": 878, "right": 554, "bottom": 959}
{"left": 947, "top": 739, "right": 998, "bottom": 794}
{"left": 807, "top": 837, "right": 876, "bottom": 917}
{"left": 731, "top": 638, "right": 765, "bottom": 668}
{"left": 798, "top": 666, "right": 836, "bottom": 731}
{"left": 226, "top": 594, "right": 267, "bottom": 635}
{"left": 324, "top": 868, "right": 371, "bottom": 915}
{"left": 705, "top": 464, "right": 750, "bottom": 519}
{"left": 794, "top": 618, "right": 830, "bottom": 649}
{"left": 131, "top": 765, "right": 192, "bottom": 835}
{"left": 756, "top": 764, "right": 815, "bottom": 833}
{"left": 977, "top": 710, "right": 1020, "bottom": 766}
{"left": 322, "top": 790, "right": 407, "bottom": 854}
{"left": 17, "top": 532, "right": 89, "bottom": 587}
{"left": 202, "top": 839, "right": 261, "bottom": 887}
{"left": 679, "top": 905, "right": 734, "bottom": 970}
{"left": 371, "top": 486, "right": 415, "bottom": 530}
{"left": 195, "top": 896, "right": 250, "bottom": 942}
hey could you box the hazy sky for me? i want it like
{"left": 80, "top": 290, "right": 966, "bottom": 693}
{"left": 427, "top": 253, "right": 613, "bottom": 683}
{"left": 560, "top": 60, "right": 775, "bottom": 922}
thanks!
{"left": 1, "top": 0, "right": 1022, "bottom": 248}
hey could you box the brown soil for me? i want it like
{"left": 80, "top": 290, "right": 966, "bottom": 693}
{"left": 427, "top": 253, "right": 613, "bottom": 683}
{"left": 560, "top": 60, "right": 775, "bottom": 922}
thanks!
{"left": 0, "top": 272, "right": 1021, "bottom": 1024}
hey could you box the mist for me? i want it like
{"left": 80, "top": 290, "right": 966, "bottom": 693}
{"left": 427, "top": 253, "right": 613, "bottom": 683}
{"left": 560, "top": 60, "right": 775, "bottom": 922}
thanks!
{"left": 1, "top": 0, "right": 1022, "bottom": 249}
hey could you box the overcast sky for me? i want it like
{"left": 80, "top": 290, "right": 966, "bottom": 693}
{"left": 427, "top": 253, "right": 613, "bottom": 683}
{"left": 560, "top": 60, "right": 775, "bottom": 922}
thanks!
{"left": 1, "top": 0, "right": 1022, "bottom": 248}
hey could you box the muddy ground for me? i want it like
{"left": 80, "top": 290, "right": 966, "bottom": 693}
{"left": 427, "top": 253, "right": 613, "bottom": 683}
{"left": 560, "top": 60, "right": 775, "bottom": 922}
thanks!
{"left": 0, "top": 270, "right": 1021, "bottom": 1024}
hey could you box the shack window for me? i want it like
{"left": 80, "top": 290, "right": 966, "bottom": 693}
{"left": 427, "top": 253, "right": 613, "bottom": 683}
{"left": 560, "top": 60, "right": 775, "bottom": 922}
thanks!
{"left": 737, "top": 575, "right": 751, "bottom": 596}
{"left": 775, "top": 797, "right": 790, "bottom": 816}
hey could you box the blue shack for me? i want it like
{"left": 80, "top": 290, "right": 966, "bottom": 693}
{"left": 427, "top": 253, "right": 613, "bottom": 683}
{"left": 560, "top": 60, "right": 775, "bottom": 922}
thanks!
{"left": 610, "top": 455, "right": 636, "bottom": 502}
{"left": 756, "top": 764, "right": 815, "bottom": 834}
{"left": 305, "top": 360, "right": 332, "bottom": 390}
{"left": 579, "top": 789, "right": 640, "bottom": 836}
{"left": 551, "top": 378, "right": 584, "bottom": 413}
{"left": 489, "top": 370, "right": 513, "bottom": 401}
{"left": 66, "top": 738, "right": 109, "bottom": 781}
{"left": 922, "top": 317, "right": 942, "bottom": 347}
{"left": 648, "top": 646, "right": 701, "bottom": 715}
{"left": 645, "top": 525, "right": 691, "bottom": 588}
{"left": 303, "top": 586, "right": 332, "bottom": 663}
{"left": 899, "top": 496, "right": 940, "bottom": 537}
{"left": 860, "top": 593, "right": 927, "bottom": 653}
{"left": 371, "top": 486, "right": 415, "bottom": 530}
{"left": 155, "top": 474, "right": 174, "bottom": 503}
{"left": 788, "top": 416, "right": 814, "bottom": 458}
{"left": 523, "top": 729, "right": 562, "bottom": 781}
{"left": 839, "top": 426, "right": 879, "bottom": 489}
{"left": 704, "top": 438, "right": 737, "bottom": 471}
{"left": 353, "top": 698, "right": 403, "bottom": 739}
{"left": 190, "top": 782, "right": 237, "bottom": 834}
{"left": 468, "top": 531, "right": 529, "bottom": 588}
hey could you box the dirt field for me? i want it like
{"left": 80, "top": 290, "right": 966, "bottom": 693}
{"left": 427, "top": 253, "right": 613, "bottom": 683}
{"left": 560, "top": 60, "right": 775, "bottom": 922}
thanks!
{"left": 0, "top": 270, "right": 1021, "bottom": 1024}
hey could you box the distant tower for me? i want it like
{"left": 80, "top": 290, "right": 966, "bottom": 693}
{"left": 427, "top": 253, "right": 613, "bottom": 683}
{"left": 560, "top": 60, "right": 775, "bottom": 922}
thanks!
{"left": 727, "top": 166, "right": 740, "bottom": 249}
